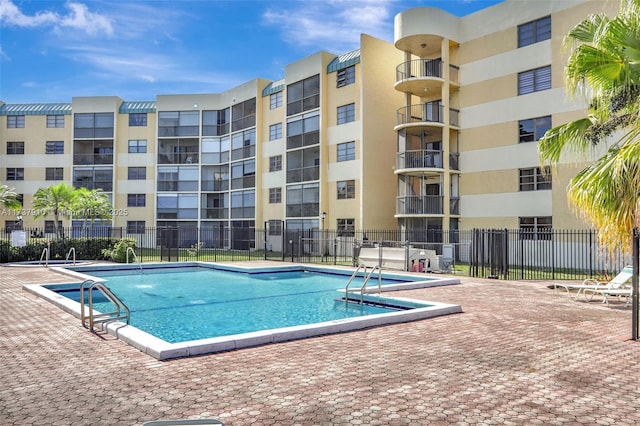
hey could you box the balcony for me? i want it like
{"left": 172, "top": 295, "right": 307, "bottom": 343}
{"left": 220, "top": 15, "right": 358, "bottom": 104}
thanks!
{"left": 395, "top": 59, "right": 459, "bottom": 96}
{"left": 396, "top": 195, "right": 443, "bottom": 215}
{"left": 450, "top": 197, "right": 460, "bottom": 215}
{"left": 397, "top": 149, "right": 443, "bottom": 170}
{"left": 450, "top": 152, "right": 460, "bottom": 170}
{"left": 73, "top": 153, "right": 113, "bottom": 165}
{"left": 396, "top": 104, "right": 461, "bottom": 129}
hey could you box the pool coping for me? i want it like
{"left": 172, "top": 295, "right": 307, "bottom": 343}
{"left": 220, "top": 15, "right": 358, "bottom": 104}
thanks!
{"left": 24, "top": 262, "right": 463, "bottom": 360}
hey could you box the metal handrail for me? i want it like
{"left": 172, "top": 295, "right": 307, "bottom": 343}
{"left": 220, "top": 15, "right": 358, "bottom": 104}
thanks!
{"left": 359, "top": 265, "right": 382, "bottom": 304}
{"left": 345, "top": 264, "right": 368, "bottom": 305}
{"left": 126, "top": 247, "right": 142, "bottom": 270}
{"left": 39, "top": 245, "right": 49, "bottom": 267}
{"left": 80, "top": 279, "right": 130, "bottom": 331}
{"left": 65, "top": 247, "right": 76, "bottom": 265}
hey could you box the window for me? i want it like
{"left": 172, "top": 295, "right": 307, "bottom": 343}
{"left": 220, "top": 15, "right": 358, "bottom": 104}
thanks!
{"left": 45, "top": 168, "right": 63, "bottom": 181}
{"left": 286, "top": 183, "right": 319, "bottom": 217}
{"left": 231, "top": 98, "right": 256, "bottom": 132}
{"left": 6, "top": 168, "right": 24, "bottom": 181}
{"left": 128, "top": 139, "right": 147, "bottom": 153}
{"left": 270, "top": 92, "right": 282, "bottom": 109}
{"left": 7, "top": 141, "right": 24, "bottom": 154}
{"left": 269, "top": 187, "right": 282, "bottom": 204}
{"left": 269, "top": 123, "right": 283, "bottom": 140}
{"left": 287, "top": 74, "right": 320, "bottom": 116}
{"left": 129, "top": 113, "right": 147, "bottom": 127}
{"left": 268, "top": 219, "right": 282, "bottom": 235}
{"left": 127, "top": 194, "right": 146, "bottom": 207}
{"left": 230, "top": 159, "right": 255, "bottom": 190}
{"left": 337, "top": 65, "right": 356, "bottom": 88}
{"left": 202, "top": 108, "right": 230, "bottom": 136}
{"left": 7, "top": 115, "right": 25, "bottom": 128}
{"left": 128, "top": 167, "right": 146, "bottom": 180}
{"left": 45, "top": 141, "right": 64, "bottom": 154}
{"left": 519, "top": 216, "right": 552, "bottom": 240}
{"left": 518, "top": 66, "right": 551, "bottom": 95}
{"left": 230, "top": 189, "right": 255, "bottom": 219}
{"left": 337, "top": 218, "right": 355, "bottom": 236}
{"left": 47, "top": 115, "right": 65, "bottom": 128}
{"left": 337, "top": 103, "right": 355, "bottom": 124}
{"left": 127, "top": 221, "right": 146, "bottom": 234}
{"left": 158, "top": 111, "right": 199, "bottom": 137}
{"left": 287, "top": 112, "right": 320, "bottom": 149}
{"left": 269, "top": 155, "right": 282, "bottom": 172}
{"left": 74, "top": 113, "right": 114, "bottom": 138}
{"left": 73, "top": 167, "right": 113, "bottom": 191}
{"left": 286, "top": 146, "right": 320, "bottom": 183}
{"left": 519, "top": 116, "right": 551, "bottom": 143}
{"left": 519, "top": 167, "right": 551, "bottom": 191}
{"left": 337, "top": 141, "right": 355, "bottom": 162}
{"left": 337, "top": 180, "right": 356, "bottom": 199}
{"left": 518, "top": 16, "right": 551, "bottom": 48}
{"left": 44, "top": 220, "right": 63, "bottom": 234}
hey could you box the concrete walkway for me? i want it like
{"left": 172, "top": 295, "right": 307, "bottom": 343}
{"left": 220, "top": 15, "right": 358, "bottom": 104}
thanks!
{"left": 1, "top": 263, "right": 640, "bottom": 425}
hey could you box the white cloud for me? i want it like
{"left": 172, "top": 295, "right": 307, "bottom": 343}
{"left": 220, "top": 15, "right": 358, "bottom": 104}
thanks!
{"left": 0, "top": 0, "right": 112, "bottom": 36}
{"left": 262, "top": 0, "right": 395, "bottom": 53}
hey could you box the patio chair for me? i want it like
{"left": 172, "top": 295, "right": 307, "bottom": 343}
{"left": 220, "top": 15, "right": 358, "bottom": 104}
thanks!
{"left": 585, "top": 286, "right": 633, "bottom": 307}
{"left": 553, "top": 266, "right": 633, "bottom": 301}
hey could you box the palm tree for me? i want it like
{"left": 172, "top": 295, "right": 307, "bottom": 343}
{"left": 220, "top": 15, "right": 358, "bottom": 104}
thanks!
{"left": 0, "top": 184, "right": 21, "bottom": 211}
{"left": 72, "top": 188, "right": 112, "bottom": 235}
{"left": 33, "top": 183, "right": 76, "bottom": 238}
{"left": 539, "top": 0, "right": 640, "bottom": 251}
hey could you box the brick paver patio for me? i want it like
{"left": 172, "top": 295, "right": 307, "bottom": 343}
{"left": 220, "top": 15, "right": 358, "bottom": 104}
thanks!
{"left": 1, "top": 263, "right": 640, "bottom": 425}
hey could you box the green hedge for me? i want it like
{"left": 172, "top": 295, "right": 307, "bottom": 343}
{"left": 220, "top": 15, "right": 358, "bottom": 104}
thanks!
{"left": 0, "top": 238, "right": 120, "bottom": 263}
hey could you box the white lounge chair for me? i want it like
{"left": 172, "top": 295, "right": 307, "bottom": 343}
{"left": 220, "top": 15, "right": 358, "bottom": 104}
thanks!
{"left": 585, "top": 286, "right": 633, "bottom": 307}
{"left": 554, "top": 266, "right": 633, "bottom": 301}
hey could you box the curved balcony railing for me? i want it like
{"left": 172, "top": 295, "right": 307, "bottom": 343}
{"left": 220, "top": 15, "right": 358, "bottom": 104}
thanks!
{"left": 396, "top": 195, "right": 443, "bottom": 215}
{"left": 397, "top": 150, "right": 443, "bottom": 170}
{"left": 396, "top": 60, "right": 460, "bottom": 84}
{"left": 397, "top": 104, "right": 443, "bottom": 126}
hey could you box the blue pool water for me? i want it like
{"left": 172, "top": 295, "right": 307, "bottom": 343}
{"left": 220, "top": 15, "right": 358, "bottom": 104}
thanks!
{"left": 51, "top": 266, "right": 426, "bottom": 343}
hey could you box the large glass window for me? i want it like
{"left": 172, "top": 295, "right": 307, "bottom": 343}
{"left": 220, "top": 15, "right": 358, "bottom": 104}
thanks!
{"left": 74, "top": 113, "right": 114, "bottom": 138}
{"left": 202, "top": 108, "right": 230, "bottom": 136}
{"left": 73, "top": 167, "right": 112, "bottom": 191}
{"left": 157, "top": 166, "right": 198, "bottom": 191}
{"left": 230, "top": 189, "right": 255, "bottom": 218}
{"left": 231, "top": 98, "right": 256, "bottom": 132}
{"left": 158, "top": 111, "right": 199, "bottom": 137}
{"left": 519, "top": 167, "right": 551, "bottom": 191}
{"left": 230, "top": 159, "right": 255, "bottom": 189}
{"left": 230, "top": 129, "right": 255, "bottom": 161}
{"left": 157, "top": 193, "right": 198, "bottom": 219}
{"left": 518, "top": 66, "right": 551, "bottom": 95}
{"left": 519, "top": 116, "right": 551, "bottom": 143}
{"left": 201, "top": 193, "right": 228, "bottom": 219}
{"left": 201, "top": 165, "right": 229, "bottom": 191}
{"left": 287, "top": 112, "right": 319, "bottom": 149}
{"left": 518, "top": 16, "right": 551, "bottom": 48}
{"left": 201, "top": 136, "right": 230, "bottom": 164}
{"left": 287, "top": 146, "right": 319, "bottom": 183}
{"left": 286, "top": 183, "right": 319, "bottom": 217}
{"left": 337, "top": 141, "right": 355, "bottom": 162}
{"left": 7, "top": 141, "right": 24, "bottom": 154}
{"left": 158, "top": 138, "right": 199, "bottom": 164}
{"left": 287, "top": 74, "right": 320, "bottom": 116}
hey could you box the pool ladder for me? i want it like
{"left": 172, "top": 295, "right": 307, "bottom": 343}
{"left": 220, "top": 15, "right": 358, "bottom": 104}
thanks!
{"left": 344, "top": 264, "right": 382, "bottom": 305}
{"left": 79, "top": 279, "right": 130, "bottom": 331}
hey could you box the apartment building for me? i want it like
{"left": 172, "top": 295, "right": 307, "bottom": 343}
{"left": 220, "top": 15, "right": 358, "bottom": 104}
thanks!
{"left": 0, "top": 34, "right": 403, "bottom": 248}
{"left": 0, "top": 0, "right": 620, "bottom": 246}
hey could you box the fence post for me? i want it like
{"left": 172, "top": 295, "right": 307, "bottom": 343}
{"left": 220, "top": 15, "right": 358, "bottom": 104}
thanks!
{"left": 632, "top": 227, "right": 639, "bottom": 340}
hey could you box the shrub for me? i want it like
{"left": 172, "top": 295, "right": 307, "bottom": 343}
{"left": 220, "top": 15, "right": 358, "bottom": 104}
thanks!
{"left": 101, "top": 238, "right": 138, "bottom": 263}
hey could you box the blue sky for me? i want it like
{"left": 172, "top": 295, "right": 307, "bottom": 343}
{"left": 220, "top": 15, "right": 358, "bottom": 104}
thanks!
{"left": 0, "top": 0, "right": 503, "bottom": 104}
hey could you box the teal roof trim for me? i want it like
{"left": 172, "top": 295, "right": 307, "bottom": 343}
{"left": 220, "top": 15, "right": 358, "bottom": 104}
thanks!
{"left": 327, "top": 49, "right": 361, "bottom": 73}
{"left": 119, "top": 101, "right": 156, "bottom": 113}
{"left": 262, "top": 80, "right": 285, "bottom": 97}
{"left": 0, "top": 103, "right": 72, "bottom": 116}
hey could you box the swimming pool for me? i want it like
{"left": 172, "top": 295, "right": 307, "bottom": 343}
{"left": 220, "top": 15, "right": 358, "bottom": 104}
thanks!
{"left": 25, "top": 262, "right": 462, "bottom": 360}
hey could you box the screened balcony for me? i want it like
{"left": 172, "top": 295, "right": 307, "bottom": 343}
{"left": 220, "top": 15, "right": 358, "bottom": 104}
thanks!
{"left": 397, "top": 149, "right": 443, "bottom": 170}
{"left": 396, "top": 195, "right": 443, "bottom": 215}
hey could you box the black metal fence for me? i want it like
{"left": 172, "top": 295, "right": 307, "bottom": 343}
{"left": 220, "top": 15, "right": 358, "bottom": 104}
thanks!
{"left": 0, "top": 226, "right": 631, "bottom": 281}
